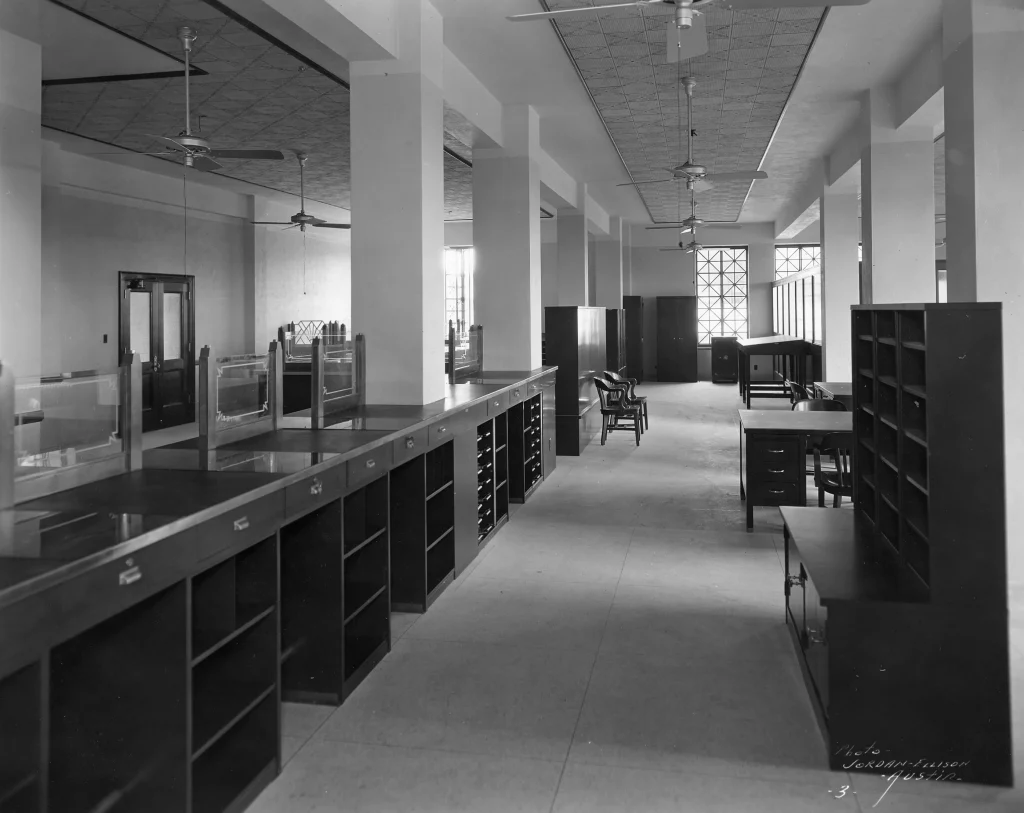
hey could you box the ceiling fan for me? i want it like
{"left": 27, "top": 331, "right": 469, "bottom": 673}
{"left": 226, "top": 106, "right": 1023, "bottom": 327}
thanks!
{"left": 110, "top": 26, "right": 286, "bottom": 172}
{"left": 661, "top": 238, "right": 703, "bottom": 254}
{"left": 618, "top": 77, "right": 767, "bottom": 191}
{"left": 252, "top": 153, "right": 351, "bottom": 231}
{"left": 508, "top": 0, "right": 871, "bottom": 64}
{"left": 645, "top": 197, "right": 743, "bottom": 232}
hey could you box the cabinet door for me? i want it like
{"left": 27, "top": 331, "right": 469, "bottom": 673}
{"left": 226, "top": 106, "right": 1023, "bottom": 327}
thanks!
{"left": 656, "top": 296, "right": 697, "bottom": 382}
{"left": 623, "top": 296, "right": 644, "bottom": 381}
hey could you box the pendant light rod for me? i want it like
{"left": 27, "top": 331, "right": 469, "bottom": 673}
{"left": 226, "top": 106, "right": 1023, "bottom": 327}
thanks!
{"left": 178, "top": 27, "right": 198, "bottom": 137}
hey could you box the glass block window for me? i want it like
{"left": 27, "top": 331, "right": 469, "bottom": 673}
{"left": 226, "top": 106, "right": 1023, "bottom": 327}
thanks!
{"left": 696, "top": 247, "right": 748, "bottom": 346}
{"left": 444, "top": 247, "right": 474, "bottom": 336}
{"left": 775, "top": 244, "right": 820, "bottom": 280}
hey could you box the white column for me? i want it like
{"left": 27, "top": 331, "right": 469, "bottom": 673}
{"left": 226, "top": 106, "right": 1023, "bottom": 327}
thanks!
{"left": 860, "top": 87, "right": 936, "bottom": 304}
{"left": 473, "top": 105, "right": 542, "bottom": 371}
{"left": 819, "top": 188, "right": 860, "bottom": 380}
{"left": 594, "top": 216, "right": 623, "bottom": 310}
{"left": 557, "top": 188, "right": 589, "bottom": 305}
{"left": 0, "top": 1, "right": 42, "bottom": 377}
{"left": 349, "top": 0, "right": 444, "bottom": 404}
{"left": 622, "top": 223, "right": 632, "bottom": 296}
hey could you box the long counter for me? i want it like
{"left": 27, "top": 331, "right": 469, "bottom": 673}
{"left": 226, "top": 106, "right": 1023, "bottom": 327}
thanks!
{"left": 0, "top": 367, "right": 556, "bottom": 813}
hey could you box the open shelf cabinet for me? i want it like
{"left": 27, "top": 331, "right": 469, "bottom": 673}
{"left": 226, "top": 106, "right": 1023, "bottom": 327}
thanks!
{"left": 390, "top": 440, "right": 456, "bottom": 612}
{"left": 852, "top": 304, "right": 1005, "bottom": 604}
{"left": 50, "top": 584, "right": 188, "bottom": 813}
{"left": 477, "top": 414, "right": 509, "bottom": 545}
{"left": 342, "top": 475, "right": 390, "bottom": 695}
{"left": 508, "top": 395, "right": 543, "bottom": 504}
{"left": 189, "top": 536, "right": 277, "bottom": 812}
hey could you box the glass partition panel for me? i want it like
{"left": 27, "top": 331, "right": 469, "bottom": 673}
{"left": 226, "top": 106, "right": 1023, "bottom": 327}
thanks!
{"left": 129, "top": 291, "right": 151, "bottom": 363}
{"left": 452, "top": 329, "right": 481, "bottom": 378}
{"left": 322, "top": 342, "right": 356, "bottom": 408}
{"left": 14, "top": 371, "right": 123, "bottom": 478}
{"left": 795, "top": 279, "right": 804, "bottom": 341}
{"left": 215, "top": 355, "right": 270, "bottom": 428}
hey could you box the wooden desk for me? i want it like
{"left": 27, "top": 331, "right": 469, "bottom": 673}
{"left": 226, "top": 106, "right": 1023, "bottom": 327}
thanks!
{"left": 780, "top": 507, "right": 1012, "bottom": 786}
{"left": 739, "top": 410, "right": 851, "bottom": 530}
{"left": 736, "top": 336, "right": 811, "bottom": 408}
{"left": 812, "top": 381, "right": 852, "bottom": 410}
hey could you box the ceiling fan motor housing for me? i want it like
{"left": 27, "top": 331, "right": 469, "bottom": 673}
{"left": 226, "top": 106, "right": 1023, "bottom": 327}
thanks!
{"left": 674, "top": 6, "right": 696, "bottom": 29}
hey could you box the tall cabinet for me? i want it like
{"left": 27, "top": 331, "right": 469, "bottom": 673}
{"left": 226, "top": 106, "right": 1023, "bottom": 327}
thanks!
{"left": 623, "top": 296, "right": 644, "bottom": 381}
{"left": 544, "top": 306, "right": 606, "bottom": 456}
{"left": 656, "top": 296, "right": 697, "bottom": 382}
{"left": 605, "top": 309, "right": 626, "bottom": 378}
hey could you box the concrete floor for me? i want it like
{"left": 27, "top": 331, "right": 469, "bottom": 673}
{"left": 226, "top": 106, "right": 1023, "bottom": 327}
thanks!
{"left": 252, "top": 382, "right": 1023, "bottom": 812}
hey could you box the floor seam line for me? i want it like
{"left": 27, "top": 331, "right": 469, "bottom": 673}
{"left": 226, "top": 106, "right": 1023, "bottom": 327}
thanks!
{"left": 547, "top": 525, "right": 636, "bottom": 813}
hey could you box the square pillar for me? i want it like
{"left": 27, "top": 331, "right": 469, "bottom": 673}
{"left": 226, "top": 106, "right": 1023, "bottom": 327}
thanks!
{"left": 595, "top": 216, "right": 623, "bottom": 310}
{"left": 349, "top": 0, "right": 444, "bottom": 404}
{"left": 860, "top": 88, "right": 936, "bottom": 304}
{"left": 0, "top": 1, "right": 42, "bottom": 378}
{"left": 622, "top": 222, "right": 632, "bottom": 297}
{"left": 819, "top": 189, "right": 860, "bottom": 380}
{"left": 473, "top": 105, "right": 542, "bottom": 370}
{"left": 557, "top": 190, "right": 589, "bottom": 305}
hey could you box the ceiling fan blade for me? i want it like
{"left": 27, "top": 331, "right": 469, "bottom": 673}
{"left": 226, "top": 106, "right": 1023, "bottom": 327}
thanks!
{"left": 251, "top": 221, "right": 294, "bottom": 226}
{"left": 702, "top": 170, "right": 768, "bottom": 182}
{"left": 507, "top": 1, "right": 656, "bottom": 22}
{"left": 147, "top": 134, "right": 190, "bottom": 153}
{"left": 210, "top": 149, "right": 286, "bottom": 160}
{"left": 722, "top": 0, "right": 868, "bottom": 8}
{"left": 616, "top": 178, "right": 677, "bottom": 187}
{"left": 311, "top": 223, "right": 351, "bottom": 229}
{"left": 192, "top": 155, "right": 223, "bottom": 172}
{"left": 646, "top": 224, "right": 689, "bottom": 230}
{"left": 659, "top": 248, "right": 690, "bottom": 252}
{"left": 666, "top": 14, "right": 708, "bottom": 64}
{"left": 88, "top": 151, "right": 178, "bottom": 157}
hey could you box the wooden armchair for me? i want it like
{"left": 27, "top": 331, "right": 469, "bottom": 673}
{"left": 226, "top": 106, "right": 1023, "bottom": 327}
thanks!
{"left": 594, "top": 378, "right": 641, "bottom": 446}
{"left": 813, "top": 432, "right": 854, "bottom": 507}
{"left": 603, "top": 370, "right": 648, "bottom": 431}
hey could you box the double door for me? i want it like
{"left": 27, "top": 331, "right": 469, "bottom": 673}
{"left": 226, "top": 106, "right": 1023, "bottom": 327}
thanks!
{"left": 119, "top": 273, "right": 195, "bottom": 432}
{"left": 656, "top": 296, "right": 697, "bottom": 382}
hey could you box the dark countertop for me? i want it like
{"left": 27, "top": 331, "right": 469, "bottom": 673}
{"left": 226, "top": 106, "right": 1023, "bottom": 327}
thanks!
{"left": 740, "top": 410, "right": 852, "bottom": 434}
{"left": 780, "top": 507, "right": 928, "bottom": 605}
{"left": 737, "top": 335, "right": 807, "bottom": 351}
{"left": 0, "top": 367, "right": 556, "bottom": 609}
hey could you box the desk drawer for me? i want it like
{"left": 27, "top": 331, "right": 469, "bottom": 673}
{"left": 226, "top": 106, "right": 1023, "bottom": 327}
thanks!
{"left": 285, "top": 465, "right": 345, "bottom": 518}
{"left": 748, "top": 438, "right": 800, "bottom": 468}
{"left": 196, "top": 492, "right": 284, "bottom": 562}
{"left": 428, "top": 419, "right": 455, "bottom": 447}
{"left": 393, "top": 428, "right": 429, "bottom": 466}
{"left": 749, "top": 457, "right": 802, "bottom": 483}
{"left": 348, "top": 444, "right": 392, "bottom": 490}
{"left": 507, "top": 385, "right": 525, "bottom": 406}
{"left": 486, "top": 392, "right": 508, "bottom": 417}
{"left": 752, "top": 481, "right": 802, "bottom": 506}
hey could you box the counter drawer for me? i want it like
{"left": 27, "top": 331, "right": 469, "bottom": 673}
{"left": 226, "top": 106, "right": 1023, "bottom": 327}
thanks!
{"left": 0, "top": 530, "right": 197, "bottom": 670}
{"left": 348, "top": 444, "right": 393, "bottom": 490}
{"left": 748, "top": 438, "right": 801, "bottom": 468}
{"left": 507, "top": 385, "right": 525, "bottom": 406}
{"left": 486, "top": 392, "right": 508, "bottom": 417}
{"left": 752, "top": 481, "right": 802, "bottom": 506}
{"left": 285, "top": 465, "right": 346, "bottom": 519}
{"left": 749, "top": 457, "right": 802, "bottom": 483}
{"left": 393, "top": 428, "right": 429, "bottom": 466}
{"left": 196, "top": 492, "right": 284, "bottom": 562}
{"left": 428, "top": 419, "right": 455, "bottom": 447}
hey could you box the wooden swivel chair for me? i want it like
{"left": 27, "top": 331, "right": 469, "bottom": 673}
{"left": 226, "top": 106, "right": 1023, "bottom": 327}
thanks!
{"left": 602, "top": 370, "right": 648, "bottom": 431}
{"left": 813, "top": 432, "right": 854, "bottom": 507}
{"left": 594, "top": 378, "right": 641, "bottom": 446}
{"left": 792, "top": 399, "right": 847, "bottom": 412}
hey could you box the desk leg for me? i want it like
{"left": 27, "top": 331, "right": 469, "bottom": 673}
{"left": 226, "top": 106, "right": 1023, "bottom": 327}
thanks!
{"left": 745, "top": 357, "right": 752, "bottom": 409}
{"left": 783, "top": 524, "right": 791, "bottom": 621}
{"left": 739, "top": 424, "right": 745, "bottom": 501}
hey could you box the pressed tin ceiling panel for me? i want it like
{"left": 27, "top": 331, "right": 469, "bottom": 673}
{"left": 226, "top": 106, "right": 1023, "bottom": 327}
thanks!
{"left": 543, "top": 0, "right": 824, "bottom": 222}
{"left": 42, "top": 0, "right": 482, "bottom": 219}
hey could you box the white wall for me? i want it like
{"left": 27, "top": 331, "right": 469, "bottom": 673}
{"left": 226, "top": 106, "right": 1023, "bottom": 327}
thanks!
{"left": 39, "top": 134, "right": 352, "bottom": 376}
{"left": 254, "top": 197, "right": 351, "bottom": 351}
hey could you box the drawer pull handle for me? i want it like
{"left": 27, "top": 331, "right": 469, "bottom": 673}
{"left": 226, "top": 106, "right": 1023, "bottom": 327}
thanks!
{"left": 768, "top": 488, "right": 785, "bottom": 495}
{"left": 234, "top": 517, "right": 250, "bottom": 531}
{"left": 806, "top": 628, "right": 826, "bottom": 646}
{"left": 366, "top": 458, "right": 376, "bottom": 469}
{"left": 438, "top": 426, "right": 448, "bottom": 434}
{"left": 514, "top": 390, "right": 520, "bottom": 398}
{"left": 766, "top": 448, "right": 786, "bottom": 454}
{"left": 119, "top": 565, "right": 141, "bottom": 586}
{"left": 768, "top": 468, "right": 785, "bottom": 474}
{"left": 405, "top": 437, "right": 415, "bottom": 449}
{"left": 786, "top": 574, "right": 804, "bottom": 588}
{"left": 310, "top": 478, "right": 323, "bottom": 496}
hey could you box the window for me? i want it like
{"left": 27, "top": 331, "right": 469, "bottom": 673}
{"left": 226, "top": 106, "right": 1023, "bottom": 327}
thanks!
{"left": 774, "top": 244, "right": 820, "bottom": 280}
{"left": 444, "top": 247, "right": 474, "bottom": 335}
{"left": 696, "top": 247, "right": 748, "bottom": 346}
{"left": 772, "top": 244, "right": 821, "bottom": 344}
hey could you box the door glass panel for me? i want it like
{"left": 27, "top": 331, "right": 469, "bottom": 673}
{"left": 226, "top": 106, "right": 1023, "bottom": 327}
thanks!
{"left": 129, "top": 291, "right": 151, "bottom": 363}
{"left": 163, "top": 292, "right": 182, "bottom": 361}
